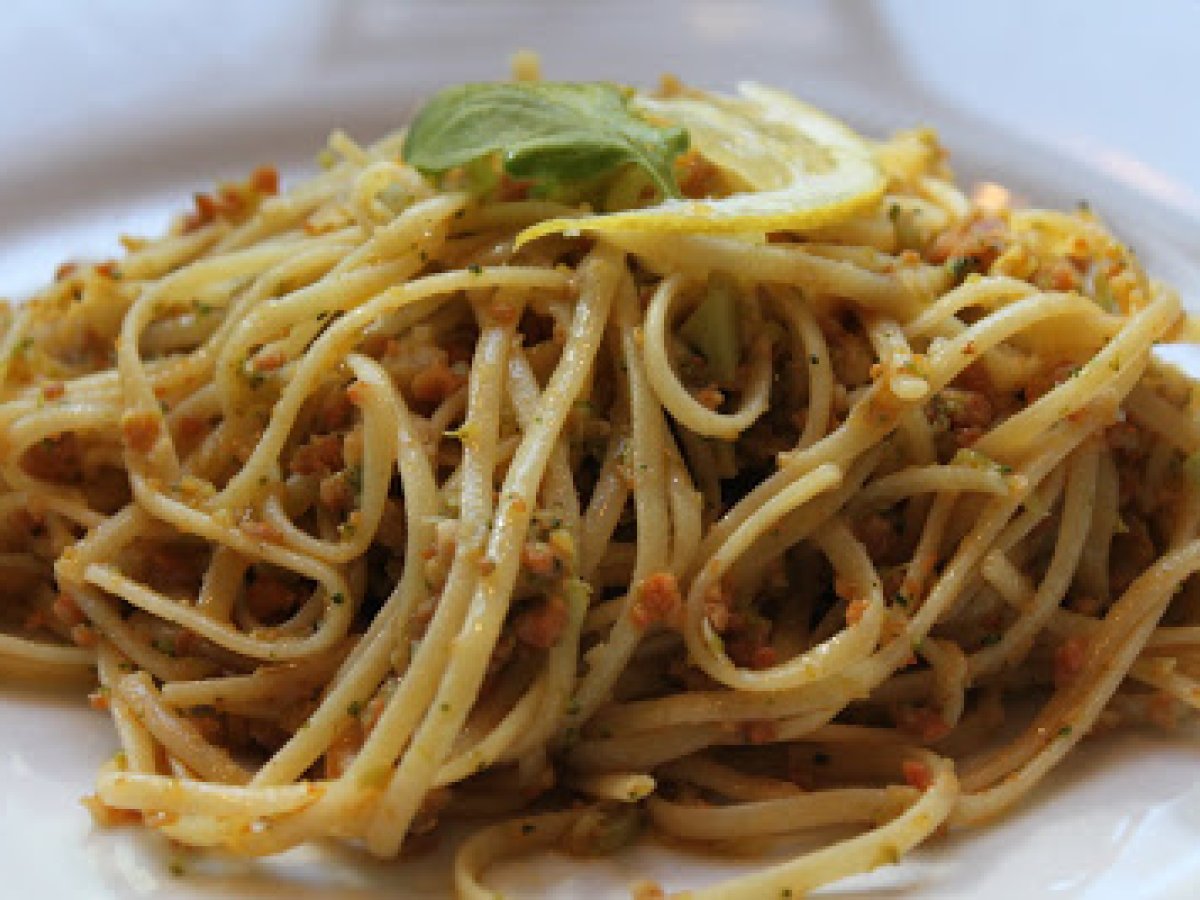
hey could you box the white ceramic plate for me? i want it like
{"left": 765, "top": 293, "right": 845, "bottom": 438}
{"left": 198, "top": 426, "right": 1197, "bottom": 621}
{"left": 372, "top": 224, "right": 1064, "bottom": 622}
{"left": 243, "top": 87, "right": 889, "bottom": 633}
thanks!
{"left": 2, "top": 2, "right": 1198, "bottom": 897}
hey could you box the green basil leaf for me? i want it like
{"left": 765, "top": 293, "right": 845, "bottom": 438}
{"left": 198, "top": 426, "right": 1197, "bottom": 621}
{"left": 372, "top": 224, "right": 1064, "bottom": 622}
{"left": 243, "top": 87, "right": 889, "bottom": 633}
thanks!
{"left": 401, "top": 81, "right": 688, "bottom": 199}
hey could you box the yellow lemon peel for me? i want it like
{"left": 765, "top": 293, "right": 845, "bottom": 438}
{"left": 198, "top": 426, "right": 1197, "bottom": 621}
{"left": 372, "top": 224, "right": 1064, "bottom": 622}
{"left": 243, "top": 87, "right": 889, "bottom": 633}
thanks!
{"left": 515, "top": 81, "right": 886, "bottom": 247}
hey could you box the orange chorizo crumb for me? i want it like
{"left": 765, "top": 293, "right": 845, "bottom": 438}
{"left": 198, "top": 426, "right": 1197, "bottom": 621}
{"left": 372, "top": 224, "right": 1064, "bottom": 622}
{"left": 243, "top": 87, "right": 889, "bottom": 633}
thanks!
{"left": 121, "top": 410, "right": 161, "bottom": 454}
{"left": 1053, "top": 636, "right": 1087, "bottom": 688}
{"left": 345, "top": 382, "right": 370, "bottom": 406}
{"left": 489, "top": 301, "right": 518, "bottom": 325}
{"left": 319, "top": 472, "right": 353, "bottom": 511}
{"left": 22, "top": 433, "right": 83, "bottom": 483}
{"left": 176, "top": 415, "right": 210, "bottom": 444}
{"left": 289, "top": 433, "right": 343, "bottom": 476}
{"left": 855, "top": 512, "right": 898, "bottom": 563}
{"left": 631, "top": 571, "right": 682, "bottom": 630}
{"left": 324, "top": 720, "right": 364, "bottom": 780}
{"left": 514, "top": 594, "right": 569, "bottom": 649}
{"left": 241, "top": 519, "right": 284, "bottom": 544}
{"left": 410, "top": 361, "right": 466, "bottom": 405}
{"left": 187, "top": 708, "right": 222, "bottom": 743}
{"left": 251, "top": 165, "right": 279, "bottom": 195}
{"left": 183, "top": 192, "right": 221, "bottom": 232}
{"left": 52, "top": 592, "right": 85, "bottom": 627}
{"left": 902, "top": 759, "right": 934, "bottom": 791}
{"left": 41, "top": 382, "right": 65, "bottom": 401}
{"left": 742, "top": 720, "right": 778, "bottom": 745}
{"left": 520, "top": 541, "right": 556, "bottom": 577}
{"left": 846, "top": 598, "right": 869, "bottom": 626}
{"left": 676, "top": 148, "right": 721, "bottom": 199}
{"left": 939, "top": 388, "right": 994, "bottom": 440}
{"left": 1071, "top": 595, "right": 1103, "bottom": 617}
{"left": 834, "top": 576, "right": 863, "bottom": 604}
{"left": 218, "top": 183, "right": 246, "bottom": 216}
{"left": 1025, "top": 362, "right": 1080, "bottom": 404}
{"left": 182, "top": 167, "right": 277, "bottom": 233}
{"left": 315, "top": 389, "right": 355, "bottom": 431}
{"left": 253, "top": 349, "right": 288, "bottom": 372}
{"left": 693, "top": 385, "right": 724, "bottom": 410}
{"left": 71, "top": 624, "right": 99, "bottom": 647}
{"left": 895, "top": 706, "right": 951, "bottom": 743}
{"left": 81, "top": 794, "right": 142, "bottom": 828}
{"left": 927, "top": 215, "right": 1008, "bottom": 269}
{"left": 174, "top": 630, "right": 200, "bottom": 657}
{"left": 751, "top": 645, "right": 779, "bottom": 669}
{"left": 244, "top": 577, "right": 299, "bottom": 621}
{"left": 1042, "top": 259, "right": 1081, "bottom": 291}
{"left": 142, "top": 543, "right": 207, "bottom": 591}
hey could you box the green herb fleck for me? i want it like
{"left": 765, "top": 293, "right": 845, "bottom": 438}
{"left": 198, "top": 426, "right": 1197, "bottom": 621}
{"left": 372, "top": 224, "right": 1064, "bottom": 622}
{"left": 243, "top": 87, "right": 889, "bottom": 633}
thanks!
{"left": 680, "top": 274, "right": 741, "bottom": 383}
{"left": 948, "top": 255, "right": 982, "bottom": 281}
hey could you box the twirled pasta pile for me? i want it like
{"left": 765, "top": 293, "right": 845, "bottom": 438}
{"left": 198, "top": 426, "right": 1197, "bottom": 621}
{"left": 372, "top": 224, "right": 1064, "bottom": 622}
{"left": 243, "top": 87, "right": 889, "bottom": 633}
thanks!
{"left": 2, "top": 77, "right": 1199, "bottom": 898}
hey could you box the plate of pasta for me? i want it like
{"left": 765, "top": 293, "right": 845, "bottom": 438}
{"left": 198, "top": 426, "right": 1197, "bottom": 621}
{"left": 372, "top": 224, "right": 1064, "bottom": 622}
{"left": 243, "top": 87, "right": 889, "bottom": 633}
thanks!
{"left": 3, "top": 3, "right": 1200, "bottom": 899}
